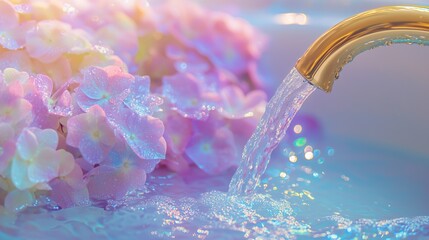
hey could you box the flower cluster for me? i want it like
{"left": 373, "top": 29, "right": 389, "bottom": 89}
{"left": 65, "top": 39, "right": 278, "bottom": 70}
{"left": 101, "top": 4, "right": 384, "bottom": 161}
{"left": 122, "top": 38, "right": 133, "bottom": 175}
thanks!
{"left": 0, "top": 0, "right": 267, "bottom": 211}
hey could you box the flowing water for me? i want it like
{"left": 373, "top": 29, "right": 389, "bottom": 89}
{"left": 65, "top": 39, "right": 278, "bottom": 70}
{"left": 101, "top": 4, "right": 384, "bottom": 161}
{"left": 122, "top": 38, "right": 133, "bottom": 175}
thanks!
{"left": 229, "top": 68, "right": 316, "bottom": 195}
{"left": 2, "top": 68, "right": 429, "bottom": 239}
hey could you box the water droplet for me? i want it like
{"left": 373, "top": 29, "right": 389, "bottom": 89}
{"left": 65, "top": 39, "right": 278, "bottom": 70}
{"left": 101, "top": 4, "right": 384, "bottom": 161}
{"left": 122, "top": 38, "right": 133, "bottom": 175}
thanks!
{"left": 327, "top": 147, "right": 335, "bottom": 156}
{"left": 347, "top": 54, "right": 353, "bottom": 63}
{"left": 334, "top": 71, "right": 340, "bottom": 79}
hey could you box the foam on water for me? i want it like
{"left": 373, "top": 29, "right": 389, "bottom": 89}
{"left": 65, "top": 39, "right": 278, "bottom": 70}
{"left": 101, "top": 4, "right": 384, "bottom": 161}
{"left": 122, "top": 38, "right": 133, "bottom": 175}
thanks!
{"left": 229, "top": 68, "right": 316, "bottom": 195}
{"left": 2, "top": 178, "right": 429, "bottom": 239}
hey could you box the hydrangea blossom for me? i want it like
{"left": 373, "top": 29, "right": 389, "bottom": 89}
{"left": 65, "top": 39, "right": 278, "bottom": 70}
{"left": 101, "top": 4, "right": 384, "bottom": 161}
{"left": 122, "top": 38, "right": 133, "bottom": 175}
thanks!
{"left": 86, "top": 140, "right": 157, "bottom": 200}
{"left": 124, "top": 75, "right": 163, "bottom": 116}
{"left": 0, "top": 0, "right": 271, "bottom": 211}
{"left": 115, "top": 108, "right": 166, "bottom": 160}
{"left": 75, "top": 66, "right": 133, "bottom": 115}
{"left": 185, "top": 115, "right": 238, "bottom": 175}
{"left": 162, "top": 73, "right": 216, "bottom": 120}
{"left": 49, "top": 163, "right": 90, "bottom": 208}
{"left": 218, "top": 85, "right": 267, "bottom": 119}
{"left": 11, "top": 127, "right": 74, "bottom": 190}
{"left": 0, "top": 77, "right": 32, "bottom": 129}
{"left": 66, "top": 105, "right": 116, "bottom": 164}
{"left": 0, "top": 0, "right": 28, "bottom": 50}
{"left": 25, "top": 20, "right": 92, "bottom": 63}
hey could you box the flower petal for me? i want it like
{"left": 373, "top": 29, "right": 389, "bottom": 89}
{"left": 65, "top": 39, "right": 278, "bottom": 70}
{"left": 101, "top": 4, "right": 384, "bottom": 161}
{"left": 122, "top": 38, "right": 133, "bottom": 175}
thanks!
{"left": 11, "top": 156, "right": 34, "bottom": 190}
{"left": 16, "top": 128, "right": 38, "bottom": 160}
{"left": 4, "top": 189, "right": 34, "bottom": 212}
{"left": 28, "top": 148, "right": 59, "bottom": 183}
{"left": 79, "top": 136, "right": 107, "bottom": 165}
{"left": 0, "top": 0, "right": 19, "bottom": 30}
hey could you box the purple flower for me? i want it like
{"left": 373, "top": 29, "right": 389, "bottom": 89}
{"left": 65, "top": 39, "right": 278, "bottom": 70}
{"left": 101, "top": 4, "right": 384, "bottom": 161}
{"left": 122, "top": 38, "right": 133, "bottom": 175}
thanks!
{"left": 218, "top": 86, "right": 266, "bottom": 119}
{"left": 75, "top": 65, "right": 133, "bottom": 115}
{"left": 124, "top": 75, "right": 163, "bottom": 116}
{"left": 115, "top": 108, "right": 166, "bottom": 160}
{"left": 0, "top": 0, "right": 30, "bottom": 50}
{"left": 49, "top": 163, "right": 90, "bottom": 208}
{"left": 162, "top": 73, "right": 216, "bottom": 120}
{"left": 11, "top": 127, "right": 75, "bottom": 190}
{"left": 185, "top": 116, "right": 237, "bottom": 175}
{"left": 25, "top": 20, "right": 92, "bottom": 63}
{"left": 33, "top": 74, "right": 73, "bottom": 117}
{"left": 66, "top": 105, "right": 116, "bottom": 164}
{"left": 0, "top": 79, "right": 32, "bottom": 128}
{"left": 163, "top": 111, "right": 192, "bottom": 156}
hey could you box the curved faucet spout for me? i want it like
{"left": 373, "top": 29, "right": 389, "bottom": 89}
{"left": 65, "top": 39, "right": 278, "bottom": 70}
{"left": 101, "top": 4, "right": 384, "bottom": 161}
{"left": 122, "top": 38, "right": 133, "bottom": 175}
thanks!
{"left": 295, "top": 5, "right": 429, "bottom": 92}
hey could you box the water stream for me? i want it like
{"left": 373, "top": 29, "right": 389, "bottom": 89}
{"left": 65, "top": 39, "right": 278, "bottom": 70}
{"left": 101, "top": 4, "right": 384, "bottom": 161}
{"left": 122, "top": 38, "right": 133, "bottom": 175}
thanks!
{"left": 229, "top": 68, "right": 315, "bottom": 195}
{"left": 2, "top": 68, "right": 429, "bottom": 239}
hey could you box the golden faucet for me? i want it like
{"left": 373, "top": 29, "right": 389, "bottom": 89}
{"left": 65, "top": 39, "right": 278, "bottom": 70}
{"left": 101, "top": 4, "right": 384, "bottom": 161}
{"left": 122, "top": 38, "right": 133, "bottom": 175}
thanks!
{"left": 295, "top": 5, "right": 429, "bottom": 92}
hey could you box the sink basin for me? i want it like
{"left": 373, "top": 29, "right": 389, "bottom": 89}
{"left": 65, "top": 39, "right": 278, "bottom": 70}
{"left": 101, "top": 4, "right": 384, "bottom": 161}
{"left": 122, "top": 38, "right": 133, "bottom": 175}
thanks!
{"left": 2, "top": 1, "right": 429, "bottom": 239}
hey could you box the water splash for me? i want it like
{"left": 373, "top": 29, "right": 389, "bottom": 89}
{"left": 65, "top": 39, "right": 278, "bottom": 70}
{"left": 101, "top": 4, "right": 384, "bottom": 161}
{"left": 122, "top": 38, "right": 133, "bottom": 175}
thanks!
{"left": 229, "top": 68, "right": 315, "bottom": 195}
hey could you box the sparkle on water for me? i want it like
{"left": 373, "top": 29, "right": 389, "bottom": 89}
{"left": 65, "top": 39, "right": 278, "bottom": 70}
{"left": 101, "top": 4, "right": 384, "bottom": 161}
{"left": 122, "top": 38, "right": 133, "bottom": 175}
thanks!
{"left": 3, "top": 68, "right": 429, "bottom": 239}
{"left": 228, "top": 68, "right": 316, "bottom": 195}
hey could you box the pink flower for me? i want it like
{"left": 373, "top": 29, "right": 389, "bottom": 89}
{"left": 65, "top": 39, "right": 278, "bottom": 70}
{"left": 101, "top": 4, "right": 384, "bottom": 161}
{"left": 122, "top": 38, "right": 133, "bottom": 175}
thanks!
{"left": 159, "top": 111, "right": 192, "bottom": 173}
{"left": 185, "top": 116, "right": 237, "bottom": 174}
{"left": 165, "top": 44, "right": 210, "bottom": 74}
{"left": 0, "top": 123, "right": 15, "bottom": 175}
{"left": 66, "top": 105, "right": 116, "bottom": 165}
{"left": 154, "top": 0, "right": 266, "bottom": 77}
{"left": 11, "top": 127, "right": 75, "bottom": 190}
{"left": 163, "top": 111, "right": 192, "bottom": 156}
{"left": 218, "top": 86, "right": 266, "bottom": 119}
{"left": 75, "top": 65, "right": 133, "bottom": 115}
{"left": 23, "top": 75, "right": 62, "bottom": 129}
{"left": 25, "top": 20, "right": 92, "bottom": 63}
{"left": 0, "top": 79, "right": 32, "bottom": 128}
{"left": 0, "top": 0, "right": 33, "bottom": 50}
{"left": 116, "top": 108, "right": 166, "bottom": 160}
{"left": 106, "top": 140, "right": 160, "bottom": 173}
{"left": 31, "top": 56, "right": 73, "bottom": 90}
{"left": 2, "top": 68, "right": 30, "bottom": 90}
{"left": 124, "top": 75, "right": 163, "bottom": 116}
{"left": 32, "top": 74, "right": 73, "bottom": 117}
{"left": 49, "top": 163, "right": 90, "bottom": 208}
{"left": 85, "top": 138, "right": 158, "bottom": 200}
{"left": 0, "top": 0, "right": 19, "bottom": 32}
{"left": 0, "top": 50, "right": 32, "bottom": 72}
{"left": 162, "top": 73, "right": 216, "bottom": 120}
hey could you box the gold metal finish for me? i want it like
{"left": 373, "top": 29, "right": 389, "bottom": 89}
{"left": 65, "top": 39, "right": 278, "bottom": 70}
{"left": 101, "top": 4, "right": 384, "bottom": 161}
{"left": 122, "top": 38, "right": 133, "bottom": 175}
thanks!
{"left": 295, "top": 6, "right": 429, "bottom": 92}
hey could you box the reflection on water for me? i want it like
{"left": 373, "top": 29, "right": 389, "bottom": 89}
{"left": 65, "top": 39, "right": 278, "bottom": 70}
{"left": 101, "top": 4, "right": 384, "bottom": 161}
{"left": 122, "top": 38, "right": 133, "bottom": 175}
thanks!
{"left": 2, "top": 126, "right": 429, "bottom": 239}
